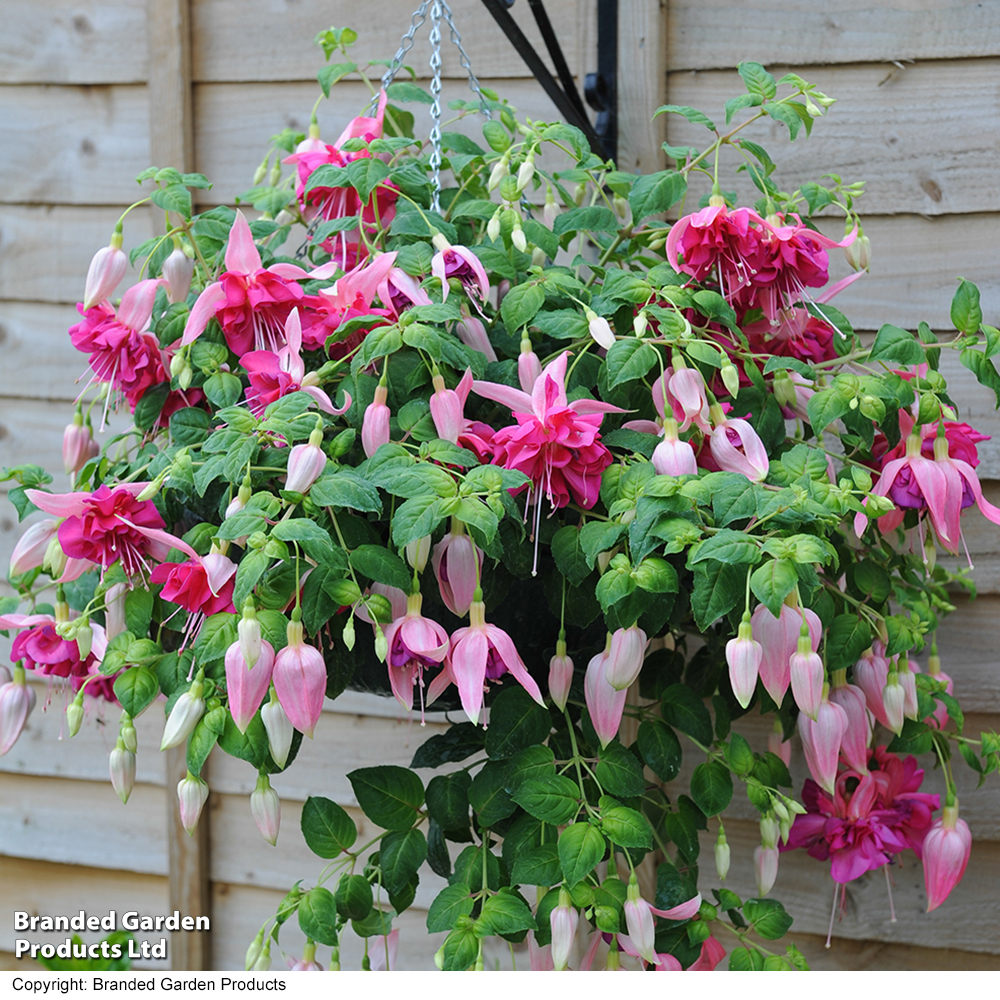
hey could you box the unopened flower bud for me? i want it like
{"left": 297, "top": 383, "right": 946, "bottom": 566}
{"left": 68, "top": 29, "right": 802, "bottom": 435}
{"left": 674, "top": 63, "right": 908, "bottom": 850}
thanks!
{"left": 245, "top": 931, "right": 265, "bottom": 971}
{"left": 715, "top": 827, "right": 731, "bottom": 880}
{"left": 43, "top": 535, "right": 68, "bottom": 579}
{"left": 613, "top": 194, "right": 631, "bottom": 226}
{"left": 550, "top": 887, "right": 578, "bottom": 972}
{"left": 542, "top": 186, "right": 560, "bottom": 229}
{"left": 253, "top": 158, "right": 269, "bottom": 186}
{"left": 844, "top": 233, "right": 871, "bottom": 272}
{"left": 250, "top": 773, "right": 281, "bottom": 846}
{"left": 531, "top": 245, "right": 546, "bottom": 266}
{"left": 516, "top": 150, "right": 536, "bottom": 192}
{"left": 633, "top": 311, "right": 648, "bottom": 337}
{"left": 63, "top": 412, "right": 99, "bottom": 476}
{"left": 178, "top": 365, "right": 193, "bottom": 391}
{"left": 177, "top": 772, "right": 210, "bottom": 835}
{"left": 110, "top": 739, "right": 136, "bottom": 803}
{"left": 548, "top": 637, "right": 573, "bottom": 711}
{"left": 239, "top": 606, "right": 262, "bottom": 670}
{"left": 342, "top": 614, "right": 356, "bottom": 651}
{"left": 104, "top": 583, "right": 128, "bottom": 640}
{"left": 285, "top": 440, "right": 326, "bottom": 494}
{"left": 163, "top": 246, "right": 195, "bottom": 304}
{"left": 83, "top": 229, "right": 127, "bottom": 310}
{"left": 405, "top": 536, "right": 432, "bottom": 572}
{"left": 585, "top": 307, "right": 615, "bottom": 350}
{"left": 574, "top": 182, "right": 587, "bottom": 206}
{"left": 374, "top": 625, "right": 389, "bottom": 663}
{"left": 160, "top": 679, "right": 206, "bottom": 751}
{"left": 253, "top": 940, "right": 272, "bottom": 972}
{"left": 487, "top": 151, "right": 510, "bottom": 193}
{"left": 487, "top": 209, "right": 502, "bottom": 243}
{"left": 261, "top": 693, "right": 294, "bottom": 768}
{"left": 120, "top": 712, "right": 138, "bottom": 753}
{"left": 721, "top": 363, "right": 740, "bottom": 398}
{"left": 66, "top": 695, "right": 84, "bottom": 738}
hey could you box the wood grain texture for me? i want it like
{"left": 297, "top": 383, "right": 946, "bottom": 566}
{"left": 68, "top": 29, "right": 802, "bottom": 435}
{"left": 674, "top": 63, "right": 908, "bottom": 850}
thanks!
{"left": 667, "top": 1, "right": 1000, "bottom": 72}
{"left": 0, "top": 0, "right": 147, "bottom": 85}
{"left": 667, "top": 60, "right": 1000, "bottom": 217}
{"left": 0, "top": 303, "right": 93, "bottom": 401}
{"left": 615, "top": 0, "right": 668, "bottom": 174}
{"left": 147, "top": 0, "right": 193, "bottom": 173}
{"left": 789, "top": 933, "right": 1000, "bottom": 970}
{"left": 189, "top": 0, "right": 578, "bottom": 83}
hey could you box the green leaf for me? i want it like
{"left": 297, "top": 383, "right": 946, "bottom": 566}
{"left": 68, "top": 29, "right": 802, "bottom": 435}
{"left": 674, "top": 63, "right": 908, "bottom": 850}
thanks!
{"left": 467, "top": 761, "right": 517, "bottom": 826}
{"left": 232, "top": 550, "right": 269, "bottom": 609}
{"left": 689, "top": 529, "right": 761, "bottom": 566}
{"left": 510, "top": 843, "right": 562, "bottom": 887}
{"left": 391, "top": 494, "right": 446, "bottom": 547}
{"left": 349, "top": 544, "right": 411, "bottom": 592}
{"left": 652, "top": 104, "right": 715, "bottom": 130}
{"left": 352, "top": 907, "right": 394, "bottom": 939}
{"left": 335, "top": 874, "right": 373, "bottom": 921}
{"left": 504, "top": 745, "right": 556, "bottom": 792}
{"left": 637, "top": 720, "right": 683, "bottom": 782}
{"left": 729, "top": 946, "right": 765, "bottom": 971}
{"left": 959, "top": 348, "right": 1000, "bottom": 407}
{"left": 380, "top": 828, "right": 428, "bottom": 895}
{"left": 595, "top": 742, "right": 646, "bottom": 798}
{"left": 550, "top": 525, "right": 593, "bottom": 588}
{"left": 347, "top": 766, "right": 424, "bottom": 831}
{"left": 124, "top": 587, "right": 154, "bottom": 638}
{"left": 531, "top": 309, "right": 589, "bottom": 341}
{"left": 202, "top": 372, "right": 243, "bottom": 409}
{"left": 869, "top": 324, "right": 926, "bottom": 366}
{"left": 112, "top": 667, "right": 159, "bottom": 718}
{"left": 300, "top": 796, "right": 358, "bottom": 857}
{"left": 725, "top": 93, "right": 764, "bottom": 124}
{"left": 477, "top": 893, "right": 536, "bottom": 936}
{"left": 553, "top": 206, "right": 618, "bottom": 236}
{"left": 691, "top": 560, "right": 744, "bottom": 630}
{"left": 558, "top": 823, "right": 606, "bottom": 886}
{"left": 886, "top": 718, "right": 935, "bottom": 755}
{"left": 484, "top": 687, "right": 551, "bottom": 759}
{"left": 628, "top": 170, "right": 687, "bottom": 221}
{"left": 690, "top": 761, "right": 733, "bottom": 816}
{"left": 311, "top": 470, "right": 382, "bottom": 513}
{"left": 510, "top": 774, "right": 580, "bottom": 825}
{"left": 425, "top": 772, "right": 472, "bottom": 832}
{"left": 601, "top": 805, "right": 653, "bottom": 849}
{"left": 169, "top": 407, "right": 212, "bottom": 447}
{"left": 660, "top": 684, "right": 713, "bottom": 746}
{"left": 951, "top": 278, "right": 983, "bottom": 335}
{"left": 806, "top": 387, "right": 851, "bottom": 432}
{"left": 738, "top": 61, "right": 777, "bottom": 100}
{"left": 441, "top": 927, "right": 479, "bottom": 971}
{"left": 151, "top": 183, "right": 192, "bottom": 218}
{"left": 426, "top": 884, "right": 474, "bottom": 933}
{"left": 750, "top": 559, "right": 798, "bottom": 618}
{"left": 605, "top": 338, "right": 659, "bottom": 388}
{"left": 271, "top": 520, "right": 337, "bottom": 564}
{"left": 500, "top": 283, "right": 546, "bottom": 331}
{"left": 825, "top": 614, "right": 871, "bottom": 674}
{"left": 298, "top": 887, "right": 339, "bottom": 946}
{"left": 411, "top": 723, "right": 486, "bottom": 767}
{"left": 743, "top": 897, "right": 793, "bottom": 939}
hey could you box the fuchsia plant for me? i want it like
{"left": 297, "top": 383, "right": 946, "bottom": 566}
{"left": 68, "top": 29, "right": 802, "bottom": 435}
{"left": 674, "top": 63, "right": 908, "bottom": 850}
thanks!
{"left": 4, "top": 43, "right": 1000, "bottom": 972}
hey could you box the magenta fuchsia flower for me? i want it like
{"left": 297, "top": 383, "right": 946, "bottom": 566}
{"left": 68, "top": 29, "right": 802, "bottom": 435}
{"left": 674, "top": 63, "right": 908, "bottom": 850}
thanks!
{"left": 432, "top": 599, "right": 543, "bottom": 726}
{"left": 27, "top": 484, "right": 168, "bottom": 580}
{"left": 241, "top": 308, "right": 348, "bottom": 417}
{"left": 149, "top": 552, "right": 237, "bottom": 617}
{"left": 750, "top": 601, "right": 821, "bottom": 706}
{"left": 431, "top": 524, "right": 481, "bottom": 617}
{"left": 922, "top": 803, "right": 972, "bottom": 912}
{"left": 584, "top": 643, "right": 628, "bottom": 748}
{"left": 473, "top": 351, "right": 622, "bottom": 513}
{"left": 744, "top": 307, "right": 839, "bottom": 365}
{"left": 225, "top": 638, "right": 276, "bottom": 733}
{"left": 784, "top": 746, "right": 939, "bottom": 884}
{"left": 432, "top": 237, "right": 490, "bottom": 309}
{"left": 383, "top": 592, "right": 450, "bottom": 716}
{"left": 83, "top": 235, "right": 128, "bottom": 311}
{"left": 272, "top": 619, "right": 327, "bottom": 737}
{"left": 181, "top": 211, "right": 339, "bottom": 355}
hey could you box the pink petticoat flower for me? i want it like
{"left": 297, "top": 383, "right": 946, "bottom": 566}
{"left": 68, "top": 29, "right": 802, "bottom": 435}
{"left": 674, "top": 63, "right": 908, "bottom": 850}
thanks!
{"left": 383, "top": 592, "right": 450, "bottom": 717}
{"left": 922, "top": 803, "right": 972, "bottom": 912}
{"left": 749, "top": 601, "right": 821, "bottom": 706}
{"left": 707, "top": 410, "right": 769, "bottom": 482}
{"left": 432, "top": 237, "right": 490, "bottom": 310}
{"left": 272, "top": 619, "right": 327, "bottom": 737}
{"left": 431, "top": 523, "right": 482, "bottom": 618}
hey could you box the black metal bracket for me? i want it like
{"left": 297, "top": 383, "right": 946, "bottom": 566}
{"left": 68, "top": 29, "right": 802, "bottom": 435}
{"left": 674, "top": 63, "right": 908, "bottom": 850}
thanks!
{"left": 479, "top": 0, "right": 617, "bottom": 162}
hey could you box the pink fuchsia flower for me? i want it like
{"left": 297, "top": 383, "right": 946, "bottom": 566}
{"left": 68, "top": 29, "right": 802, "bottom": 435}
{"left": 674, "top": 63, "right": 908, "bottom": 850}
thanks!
{"left": 549, "top": 888, "right": 578, "bottom": 971}
{"left": 225, "top": 638, "right": 276, "bottom": 733}
{"left": 241, "top": 308, "right": 347, "bottom": 417}
{"left": 922, "top": 803, "right": 972, "bottom": 912}
{"left": 744, "top": 307, "right": 839, "bottom": 365}
{"left": 181, "top": 211, "right": 339, "bottom": 355}
{"left": 754, "top": 844, "right": 780, "bottom": 897}
{"left": 473, "top": 351, "right": 623, "bottom": 511}
{"left": 829, "top": 674, "right": 872, "bottom": 773}
{"left": 605, "top": 624, "right": 648, "bottom": 691}
{"left": 285, "top": 430, "right": 328, "bottom": 494}
{"left": 750, "top": 601, "right": 821, "bottom": 706}
{"left": 149, "top": 552, "right": 237, "bottom": 617}
{"left": 652, "top": 424, "right": 698, "bottom": 476}
{"left": 798, "top": 687, "right": 850, "bottom": 794}
{"left": 163, "top": 245, "right": 194, "bottom": 304}
{"left": 0, "top": 666, "right": 37, "bottom": 755}
{"left": 930, "top": 433, "right": 1000, "bottom": 553}
{"left": 584, "top": 642, "right": 628, "bottom": 748}
{"left": 455, "top": 311, "right": 498, "bottom": 362}
{"left": 518, "top": 339, "right": 543, "bottom": 393}
{"left": 26, "top": 484, "right": 168, "bottom": 579}
{"left": 368, "top": 928, "right": 399, "bottom": 972}
{"left": 527, "top": 932, "right": 554, "bottom": 972}
{"left": 429, "top": 372, "right": 464, "bottom": 443}
{"left": 707, "top": 408, "right": 769, "bottom": 482}
{"left": 431, "top": 523, "right": 481, "bottom": 617}
{"left": 622, "top": 876, "right": 701, "bottom": 965}
{"left": 789, "top": 626, "right": 824, "bottom": 721}
{"left": 548, "top": 637, "right": 574, "bottom": 711}
{"left": 666, "top": 367, "right": 711, "bottom": 434}
{"left": 436, "top": 598, "right": 543, "bottom": 726}
{"left": 853, "top": 644, "right": 893, "bottom": 729}
{"left": 261, "top": 692, "right": 294, "bottom": 768}
{"left": 362, "top": 384, "right": 391, "bottom": 458}
{"left": 63, "top": 413, "right": 99, "bottom": 475}
{"left": 272, "top": 619, "right": 327, "bottom": 737}
{"left": 83, "top": 233, "right": 128, "bottom": 311}
{"left": 250, "top": 773, "right": 281, "bottom": 846}
{"left": 377, "top": 266, "right": 432, "bottom": 320}
{"left": 726, "top": 612, "right": 762, "bottom": 709}
{"left": 432, "top": 236, "right": 490, "bottom": 309}
{"left": 383, "top": 591, "right": 450, "bottom": 716}
{"left": 9, "top": 519, "right": 59, "bottom": 577}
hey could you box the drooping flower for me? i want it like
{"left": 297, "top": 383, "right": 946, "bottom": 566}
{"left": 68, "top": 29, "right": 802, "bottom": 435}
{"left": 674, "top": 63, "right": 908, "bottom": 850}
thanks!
{"left": 261, "top": 691, "right": 294, "bottom": 768}
{"left": 707, "top": 408, "right": 769, "bottom": 482}
{"left": 605, "top": 624, "right": 648, "bottom": 691}
{"left": 829, "top": 673, "right": 872, "bottom": 773}
{"left": 455, "top": 311, "right": 497, "bottom": 362}
{"left": 922, "top": 803, "right": 972, "bottom": 912}
{"left": 368, "top": 928, "right": 399, "bottom": 972}
{"left": 250, "top": 773, "right": 281, "bottom": 846}
{"left": 163, "top": 245, "right": 195, "bottom": 304}
{"left": 548, "top": 637, "right": 574, "bottom": 711}
{"left": 622, "top": 876, "right": 702, "bottom": 965}
{"left": 433, "top": 599, "right": 543, "bottom": 725}
{"left": 161, "top": 678, "right": 206, "bottom": 750}
{"left": 726, "top": 612, "right": 762, "bottom": 709}
{"left": 362, "top": 384, "right": 391, "bottom": 458}
{"left": 109, "top": 740, "right": 136, "bottom": 804}
{"left": 285, "top": 433, "right": 328, "bottom": 494}
{"left": 9, "top": 519, "right": 59, "bottom": 578}
{"left": 177, "top": 772, "right": 210, "bottom": 835}
{"left": 225, "top": 638, "right": 276, "bottom": 733}
{"left": 853, "top": 644, "right": 893, "bottom": 730}
{"left": 382, "top": 592, "right": 450, "bottom": 716}
{"left": 181, "top": 211, "right": 338, "bottom": 355}
{"left": 789, "top": 626, "right": 824, "bottom": 721}
{"left": 584, "top": 642, "right": 627, "bottom": 749}
{"left": 431, "top": 522, "right": 481, "bottom": 618}
{"left": 63, "top": 413, "right": 99, "bottom": 475}
{"left": 83, "top": 233, "right": 128, "bottom": 310}
{"left": 750, "top": 601, "right": 821, "bottom": 706}
{"left": 550, "top": 888, "right": 578, "bottom": 971}
{"left": 0, "top": 666, "right": 37, "bottom": 756}
{"left": 432, "top": 236, "right": 490, "bottom": 309}
{"left": 272, "top": 619, "right": 327, "bottom": 737}
{"left": 798, "top": 687, "right": 850, "bottom": 794}
{"left": 149, "top": 552, "right": 237, "bottom": 618}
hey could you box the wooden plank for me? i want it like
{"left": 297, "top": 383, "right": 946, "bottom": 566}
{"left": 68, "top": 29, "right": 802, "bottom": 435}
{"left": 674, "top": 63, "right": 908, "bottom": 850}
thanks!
{"left": 189, "top": 0, "right": 578, "bottom": 83}
{"left": 789, "top": 933, "right": 1000, "bottom": 971}
{"left": 0, "top": 856, "right": 169, "bottom": 969}
{"left": 148, "top": 0, "right": 193, "bottom": 174}
{"left": 716, "top": 817, "right": 1000, "bottom": 954}
{"left": 0, "top": 85, "right": 150, "bottom": 206}
{"left": 0, "top": 206, "right": 154, "bottom": 304}
{"left": 667, "top": 60, "right": 1000, "bottom": 217}
{"left": 615, "top": 0, "right": 667, "bottom": 174}
{"left": 0, "top": 0, "right": 147, "bottom": 85}
{"left": 192, "top": 78, "right": 572, "bottom": 207}
{"left": 667, "top": 1, "right": 1000, "bottom": 72}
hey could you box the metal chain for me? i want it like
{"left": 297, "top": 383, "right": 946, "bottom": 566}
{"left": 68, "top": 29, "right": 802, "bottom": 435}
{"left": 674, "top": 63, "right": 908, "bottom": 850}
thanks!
{"left": 369, "top": 0, "right": 432, "bottom": 110}
{"left": 439, "top": 0, "right": 493, "bottom": 120}
{"left": 428, "top": 2, "right": 444, "bottom": 210}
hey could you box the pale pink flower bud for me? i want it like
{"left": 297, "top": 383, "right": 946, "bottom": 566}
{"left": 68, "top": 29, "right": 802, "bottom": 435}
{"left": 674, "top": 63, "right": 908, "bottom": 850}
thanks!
{"left": 542, "top": 187, "right": 560, "bottom": 229}
{"left": 927, "top": 653, "right": 954, "bottom": 730}
{"left": 160, "top": 681, "right": 206, "bottom": 750}
{"left": 456, "top": 313, "right": 498, "bottom": 362}
{"left": 754, "top": 844, "right": 780, "bottom": 897}
{"left": 431, "top": 524, "right": 481, "bottom": 617}
{"left": 584, "top": 646, "right": 627, "bottom": 748}
{"left": 0, "top": 665, "right": 10, "bottom": 687}
{"left": 109, "top": 741, "right": 136, "bottom": 804}
{"left": 226, "top": 638, "right": 275, "bottom": 733}
{"left": 104, "top": 582, "right": 128, "bottom": 640}
{"left": 238, "top": 612, "right": 262, "bottom": 670}
{"left": 518, "top": 339, "right": 542, "bottom": 393}
{"left": 250, "top": 774, "right": 281, "bottom": 846}
{"left": 261, "top": 694, "right": 294, "bottom": 768}
{"left": 177, "top": 773, "right": 210, "bottom": 835}
{"left": 9, "top": 519, "right": 58, "bottom": 577}
{"left": 63, "top": 417, "right": 99, "bottom": 475}
{"left": 405, "top": 535, "right": 432, "bottom": 572}
{"left": 550, "top": 888, "right": 578, "bottom": 971}
{"left": 285, "top": 442, "right": 326, "bottom": 494}
{"left": 828, "top": 675, "right": 871, "bottom": 772}
{"left": 429, "top": 374, "right": 463, "bottom": 443}
{"left": 225, "top": 495, "right": 246, "bottom": 519}
{"left": 715, "top": 827, "right": 730, "bottom": 880}
{"left": 605, "top": 624, "right": 648, "bottom": 691}
{"left": 726, "top": 613, "right": 762, "bottom": 709}
{"left": 362, "top": 384, "right": 391, "bottom": 458}
{"left": 0, "top": 669, "right": 36, "bottom": 756}
{"left": 923, "top": 803, "right": 972, "bottom": 912}
{"left": 163, "top": 246, "right": 194, "bottom": 304}
{"left": 854, "top": 646, "right": 892, "bottom": 729}
{"left": 844, "top": 233, "right": 871, "bottom": 272}
{"left": 511, "top": 223, "right": 528, "bottom": 253}
{"left": 43, "top": 534, "right": 68, "bottom": 579}
{"left": 487, "top": 211, "right": 502, "bottom": 242}
{"left": 751, "top": 603, "right": 821, "bottom": 706}
{"left": 584, "top": 308, "right": 615, "bottom": 350}
{"left": 652, "top": 435, "right": 697, "bottom": 476}
{"left": 882, "top": 672, "right": 906, "bottom": 735}
{"left": 548, "top": 637, "right": 574, "bottom": 711}
{"left": 83, "top": 236, "right": 127, "bottom": 310}
{"left": 797, "top": 688, "right": 849, "bottom": 794}
{"left": 287, "top": 941, "right": 323, "bottom": 972}
{"left": 272, "top": 620, "right": 326, "bottom": 737}
{"left": 899, "top": 659, "right": 919, "bottom": 720}
{"left": 669, "top": 367, "right": 710, "bottom": 432}
{"left": 789, "top": 630, "right": 824, "bottom": 721}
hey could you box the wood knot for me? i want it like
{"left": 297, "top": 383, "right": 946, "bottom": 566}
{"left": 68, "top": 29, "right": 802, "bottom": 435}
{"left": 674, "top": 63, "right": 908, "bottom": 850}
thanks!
{"left": 920, "top": 177, "right": 943, "bottom": 203}
{"left": 72, "top": 14, "right": 93, "bottom": 34}
{"left": 80, "top": 138, "right": 96, "bottom": 156}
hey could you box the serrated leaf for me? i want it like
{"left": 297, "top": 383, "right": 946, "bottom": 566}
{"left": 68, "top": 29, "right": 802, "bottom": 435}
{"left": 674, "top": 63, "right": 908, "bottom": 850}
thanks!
{"left": 652, "top": 104, "right": 716, "bottom": 130}
{"left": 558, "top": 823, "right": 606, "bottom": 886}
{"left": 690, "top": 761, "right": 733, "bottom": 816}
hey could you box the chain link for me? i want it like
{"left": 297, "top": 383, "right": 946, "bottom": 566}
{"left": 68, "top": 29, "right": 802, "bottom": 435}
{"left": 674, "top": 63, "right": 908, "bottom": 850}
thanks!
{"left": 439, "top": 0, "right": 493, "bottom": 120}
{"left": 428, "top": 2, "right": 444, "bottom": 211}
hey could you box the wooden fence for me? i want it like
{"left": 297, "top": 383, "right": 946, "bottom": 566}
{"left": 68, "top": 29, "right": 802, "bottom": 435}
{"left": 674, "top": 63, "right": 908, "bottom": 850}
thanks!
{"left": 1, "top": 0, "right": 999, "bottom": 972}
